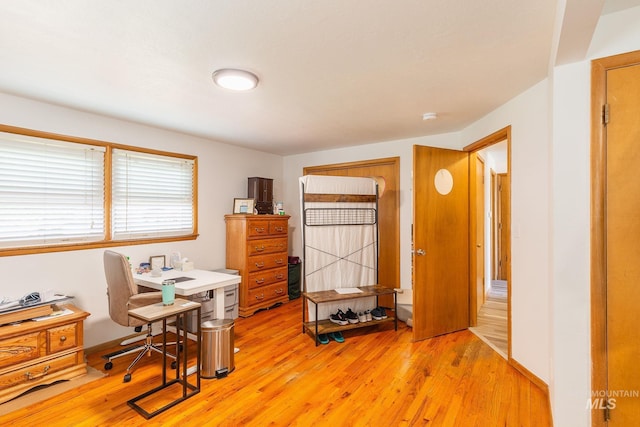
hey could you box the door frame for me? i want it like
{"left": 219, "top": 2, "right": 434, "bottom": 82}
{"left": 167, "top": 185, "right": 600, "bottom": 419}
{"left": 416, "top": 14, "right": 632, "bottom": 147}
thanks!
{"left": 591, "top": 50, "right": 640, "bottom": 427}
{"left": 464, "top": 125, "right": 512, "bottom": 359}
{"left": 469, "top": 153, "right": 486, "bottom": 324}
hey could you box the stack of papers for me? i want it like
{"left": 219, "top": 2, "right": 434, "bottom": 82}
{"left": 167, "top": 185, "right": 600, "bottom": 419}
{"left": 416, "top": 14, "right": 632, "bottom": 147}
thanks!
{"left": 335, "top": 288, "right": 363, "bottom": 294}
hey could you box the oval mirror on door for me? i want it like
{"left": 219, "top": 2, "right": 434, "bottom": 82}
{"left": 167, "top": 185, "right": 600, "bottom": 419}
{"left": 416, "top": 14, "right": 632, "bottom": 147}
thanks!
{"left": 434, "top": 168, "right": 454, "bottom": 195}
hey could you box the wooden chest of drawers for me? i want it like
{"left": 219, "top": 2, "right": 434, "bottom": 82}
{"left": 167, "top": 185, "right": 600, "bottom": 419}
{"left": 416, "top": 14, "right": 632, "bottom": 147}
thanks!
{"left": 0, "top": 304, "right": 89, "bottom": 404}
{"left": 225, "top": 214, "right": 290, "bottom": 317}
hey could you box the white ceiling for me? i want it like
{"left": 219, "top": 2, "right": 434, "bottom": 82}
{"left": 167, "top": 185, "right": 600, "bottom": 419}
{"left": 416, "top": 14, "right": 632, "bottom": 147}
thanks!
{"left": 0, "top": 1, "right": 634, "bottom": 155}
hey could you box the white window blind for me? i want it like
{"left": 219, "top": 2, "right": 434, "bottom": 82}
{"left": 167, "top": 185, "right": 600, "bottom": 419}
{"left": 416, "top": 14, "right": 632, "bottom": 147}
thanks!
{"left": 0, "top": 131, "right": 106, "bottom": 248}
{"left": 112, "top": 149, "right": 194, "bottom": 240}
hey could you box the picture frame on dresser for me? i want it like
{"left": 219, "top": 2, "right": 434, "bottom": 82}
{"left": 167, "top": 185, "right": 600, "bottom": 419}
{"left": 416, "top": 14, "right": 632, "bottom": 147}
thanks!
{"left": 233, "top": 198, "right": 255, "bottom": 214}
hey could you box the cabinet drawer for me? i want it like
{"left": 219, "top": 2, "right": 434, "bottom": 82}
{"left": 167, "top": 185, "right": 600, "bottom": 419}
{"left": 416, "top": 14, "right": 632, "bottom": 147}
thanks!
{"left": 247, "top": 219, "right": 288, "bottom": 238}
{"left": 0, "top": 332, "right": 42, "bottom": 369}
{"left": 248, "top": 282, "right": 288, "bottom": 305}
{"left": 247, "top": 237, "right": 287, "bottom": 256}
{"left": 224, "top": 286, "right": 238, "bottom": 306}
{"left": 248, "top": 253, "right": 288, "bottom": 273}
{"left": 268, "top": 220, "right": 288, "bottom": 235}
{"left": 248, "top": 220, "right": 271, "bottom": 237}
{"left": 48, "top": 323, "right": 77, "bottom": 353}
{"left": 0, "top": 352, "right": 77, "bottom": 389}
{"left": 247, "top": 266, "right": 288, "bottom": 290}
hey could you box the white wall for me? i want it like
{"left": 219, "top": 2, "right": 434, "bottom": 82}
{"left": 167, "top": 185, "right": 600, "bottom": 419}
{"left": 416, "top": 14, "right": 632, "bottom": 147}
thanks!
{"left": 462, "top": 79, "right": 552, "bottom": 384}
{"left": 550, "top": 5, "right": 640, "bottom": 426}
{"left": 0, "top": 92, "right": 283, "bottom": 347}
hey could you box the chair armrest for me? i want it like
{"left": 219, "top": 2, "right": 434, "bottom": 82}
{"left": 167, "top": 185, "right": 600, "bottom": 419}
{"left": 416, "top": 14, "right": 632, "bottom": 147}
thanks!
{"left": 128, "top": 292, "right": 163, "bottom": 310}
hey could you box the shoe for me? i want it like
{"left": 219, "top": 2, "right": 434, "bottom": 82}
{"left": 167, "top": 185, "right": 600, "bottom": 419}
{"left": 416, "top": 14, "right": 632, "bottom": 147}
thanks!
{"left": 364, "top": 310, "right": 373, "bottom": 322}
{"left": 318, "top": 334, "right": 329, "bottom": 345}
{"left": 371, "top": 307, "right": 386, "bottom": 320}
{"left": 329, "top": 331, "right": 345, "bottom": 343}
{"left": 357, "top": 311, "right": 367, "bottom": 323}
{"left": 345, "top": 308, "right": 359, "bottom": 324}
{"left": 371, "top": 307, "right": 387, "bottom": 320}
{"left": 330, "top": 309, "right": 348, "bottom": 326}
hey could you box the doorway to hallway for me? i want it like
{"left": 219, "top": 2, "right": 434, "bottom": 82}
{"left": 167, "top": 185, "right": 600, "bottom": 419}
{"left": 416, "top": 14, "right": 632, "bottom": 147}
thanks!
{"left": 465, "top": 129, "right": 511, "bottom": 359}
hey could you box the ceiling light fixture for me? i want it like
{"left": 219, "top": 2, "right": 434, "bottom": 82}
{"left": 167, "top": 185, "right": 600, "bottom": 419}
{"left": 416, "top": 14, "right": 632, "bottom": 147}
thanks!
{"left": 212, "top": 68, "right": 259, "bottom": 91}
{"left": 422, "top": 112, "right": 438, "bottom": 121}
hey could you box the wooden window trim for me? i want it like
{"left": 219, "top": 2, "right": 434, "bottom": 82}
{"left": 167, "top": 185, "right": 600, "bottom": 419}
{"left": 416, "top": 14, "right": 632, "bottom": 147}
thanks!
{"left": 0, "top": 124, "right": 198, "bottom": 257}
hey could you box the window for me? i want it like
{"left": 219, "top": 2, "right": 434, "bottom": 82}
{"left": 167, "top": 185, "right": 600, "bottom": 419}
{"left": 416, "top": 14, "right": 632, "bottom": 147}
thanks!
{"left": 112, "top": 149, "right": 195, "bottom": 240}
{"left": 0, "top": 125, "right": 197, "bottom": 255}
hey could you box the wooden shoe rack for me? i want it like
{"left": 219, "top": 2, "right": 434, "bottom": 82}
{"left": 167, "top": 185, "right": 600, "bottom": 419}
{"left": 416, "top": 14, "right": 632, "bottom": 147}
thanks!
{"left": 302, "top": 285, "right": 397, "bottom": 346}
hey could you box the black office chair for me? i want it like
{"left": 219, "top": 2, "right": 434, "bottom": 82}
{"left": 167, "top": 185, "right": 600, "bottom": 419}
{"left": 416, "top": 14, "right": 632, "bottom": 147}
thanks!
{"left": 102, "top": 250, "right": 176, "bottom": 382}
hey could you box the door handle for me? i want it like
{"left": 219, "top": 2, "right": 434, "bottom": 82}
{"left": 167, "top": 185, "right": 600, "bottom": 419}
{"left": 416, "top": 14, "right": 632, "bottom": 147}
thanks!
{"left": 415, "top": 249, "right": 425, "bottom": 256}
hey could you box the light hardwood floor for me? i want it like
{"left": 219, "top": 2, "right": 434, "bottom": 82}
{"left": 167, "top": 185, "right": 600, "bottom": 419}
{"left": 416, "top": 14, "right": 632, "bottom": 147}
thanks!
{"left": 1, "top": 296, "right": 549, "bottom": 426}
{"left": 470, "top": 280, "right": 508, "bottom": 357}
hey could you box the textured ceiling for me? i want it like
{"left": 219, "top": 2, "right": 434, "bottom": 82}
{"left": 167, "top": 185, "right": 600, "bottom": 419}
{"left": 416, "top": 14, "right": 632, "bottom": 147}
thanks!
{"left": 0, "top": 1, "right": 629, "bottom": 155}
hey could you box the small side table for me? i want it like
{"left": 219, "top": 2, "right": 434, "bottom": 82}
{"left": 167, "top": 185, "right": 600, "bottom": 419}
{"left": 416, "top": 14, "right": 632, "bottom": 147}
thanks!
{"left": 127, "top": 298, "right": 201, "bottom": 419}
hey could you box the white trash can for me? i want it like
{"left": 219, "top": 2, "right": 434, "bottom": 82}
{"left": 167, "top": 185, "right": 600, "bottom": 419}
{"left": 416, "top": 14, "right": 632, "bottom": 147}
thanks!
{"left": 201, "top": 319, "right": 235, "bottom": 379}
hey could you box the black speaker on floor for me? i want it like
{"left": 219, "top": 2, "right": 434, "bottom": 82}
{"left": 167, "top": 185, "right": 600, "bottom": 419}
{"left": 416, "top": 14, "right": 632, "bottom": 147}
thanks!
{"left": 288, "top": 262, "right": 301, "bottom": 300}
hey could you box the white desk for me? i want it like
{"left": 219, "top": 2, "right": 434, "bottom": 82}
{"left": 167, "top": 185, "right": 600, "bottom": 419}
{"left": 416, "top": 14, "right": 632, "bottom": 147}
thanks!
{"left": 134, "top": 269, "right": 240, "bottom": 321}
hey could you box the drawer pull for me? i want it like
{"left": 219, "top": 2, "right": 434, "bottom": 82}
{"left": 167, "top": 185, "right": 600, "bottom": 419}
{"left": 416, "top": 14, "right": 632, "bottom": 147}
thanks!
{"left": 25, "top": 365, "right": 50, "bottom": 380}
{"left": 255, "top": 278, "right": 265, "bottom": 285}
{"left": 275, "top": 288, "right": 284, "bottom": 295}
{"left": 254, "top": 227, "right": 266, "bottom": 233}
{"left": 255, "top": 245, "right": 265, "bottom": 252}
{"left": 255, "top": 262, "right": 265, "bottom": 268}
{"left": 60, "top": 336, "right": 67, "bottom": 342}
{"left": 275, "top": 258, "right": 284, "bottom": 264}
{"left": 274, "top": 226, "right": 284, "bottom": 232}
{"left": 255, "top": 293, "right": 264, "bottom": 300}
{"left": 275, "top": 274, "right": 284, "bottom": 280}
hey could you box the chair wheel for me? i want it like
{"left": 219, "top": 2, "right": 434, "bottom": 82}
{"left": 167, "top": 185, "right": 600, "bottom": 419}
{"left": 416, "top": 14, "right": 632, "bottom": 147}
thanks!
{"left": 171, "top": 361, "right": 177, "bottom": 369}
{"left": 104, "top": 362, "right": 113, "bottom": 370}
{"left": 123, "top": 373, "right": 132, "bottom": 383}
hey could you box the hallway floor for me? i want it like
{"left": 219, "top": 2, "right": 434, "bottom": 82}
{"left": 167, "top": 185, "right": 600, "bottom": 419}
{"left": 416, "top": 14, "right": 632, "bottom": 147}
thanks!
{"left": 469, "top": 280, "right": 508, "bottom": 357}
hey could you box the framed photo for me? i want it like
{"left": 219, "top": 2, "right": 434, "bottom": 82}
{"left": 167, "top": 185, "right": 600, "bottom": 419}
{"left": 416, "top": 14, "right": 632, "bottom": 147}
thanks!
{"left": 150, "top": 255, "right": 166, "bottom": 270}
{"left": 233, "top": 198, "right": 255, "bottom": 214}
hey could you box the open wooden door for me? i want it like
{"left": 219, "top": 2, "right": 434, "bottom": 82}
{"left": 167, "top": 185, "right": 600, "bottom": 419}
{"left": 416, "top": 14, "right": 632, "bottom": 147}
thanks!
{"left": 470, "top": 153, "right": 485, "bottom": 325}
{"left": 496, "top": 173, "right": 510, "bottom": 281}
{"left": 413, "top": 145, "right": 469, "bottom": 341}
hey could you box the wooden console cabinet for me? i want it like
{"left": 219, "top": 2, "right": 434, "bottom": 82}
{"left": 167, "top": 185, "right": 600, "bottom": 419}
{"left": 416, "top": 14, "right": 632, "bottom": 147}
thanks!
{"left": 225, "top": 214, "right": 290, "bottom": 317}
{"left": 0, "top": 304, "right": 90, "bottom": 404}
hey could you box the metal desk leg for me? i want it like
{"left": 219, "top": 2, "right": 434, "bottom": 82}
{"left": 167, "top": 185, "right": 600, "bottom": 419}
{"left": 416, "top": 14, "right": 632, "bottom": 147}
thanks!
{"left": 394, "top": 291, "right": 398, "bottom": 331}
{"left": 302, "top": 295, "right": 305, "bottom": 334}
{"left": 314, "top": 302, "right": 319, "bottom": 346}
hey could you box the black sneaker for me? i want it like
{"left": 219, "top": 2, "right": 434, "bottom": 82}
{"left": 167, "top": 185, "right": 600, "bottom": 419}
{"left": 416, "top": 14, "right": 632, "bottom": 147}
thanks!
{"left": 330, "top": 309, "right": 348, "bottom": 326}
{"left": 371, "top": 307, "right": 387, "bottom": 320}
{"left": 345, "top": 308, "right": 359, "bottom": 324}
